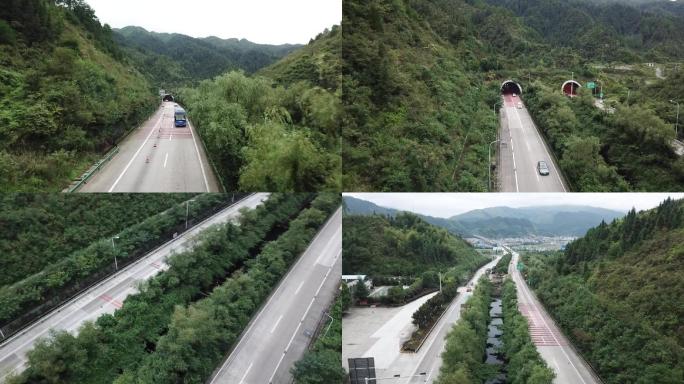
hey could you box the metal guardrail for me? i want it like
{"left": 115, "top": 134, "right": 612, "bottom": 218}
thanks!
{"left": 63, "top": 146, "right": 120, "bottom": 192}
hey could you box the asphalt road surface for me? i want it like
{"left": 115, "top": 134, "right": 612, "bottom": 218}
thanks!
{"left": 0, "top": 194, "right": 268, "bottom": 382}
{"left": 509, "top": 249, "right": 600, "bottom": 384}
{"left": 498, "top": 95, "right": 567, "bottom": 192}
{"left": 208, "top": 208, "right": 342, "bottom": 384}
{"left": 79, "top": 102, "right": 220, "bottom": 192}
{"left": 342, "top": 255, "right": 501, "bottom": 384}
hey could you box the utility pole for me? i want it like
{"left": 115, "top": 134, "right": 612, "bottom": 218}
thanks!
{"left": 111, "top": 236, "right": 120, "bottom": 270}
{"left": 671, "top": 100, "right": 680, "bottom": 139}
{"left": 439, "top": 272, "right": 442, "bottom": 294}
{"left": 488, "top": 140, "right": 499, "bottom": 192}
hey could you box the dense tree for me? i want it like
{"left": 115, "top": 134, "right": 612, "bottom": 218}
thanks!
{"left": 521, "top": 198, "right": 684, "bottom": 383}
{"left": 8, "top": 194, "right": 330, "bottom": 384}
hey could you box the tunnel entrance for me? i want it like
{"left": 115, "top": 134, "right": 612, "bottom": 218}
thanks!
{"left": 501, "top": 80, "right": 522, "bottom": 95}
{"left": 162, "top": 94, "right": 174, "bottom": 102}
{"left": 561, "top": 80, "right": 581, "bottom": 97}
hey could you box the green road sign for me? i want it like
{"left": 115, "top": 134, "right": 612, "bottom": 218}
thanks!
{"left": 587, "top": 82, "right": 596, "bottom": 89}
{"left": 516, "top": 262, "right": 524, "bottom": 271}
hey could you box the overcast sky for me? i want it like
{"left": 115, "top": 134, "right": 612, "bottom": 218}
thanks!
{"left": 86, "top": 0, "right": 341, "bottom": 45}
{"left": 344, "top": 193, "right": 684, "bottom": 218}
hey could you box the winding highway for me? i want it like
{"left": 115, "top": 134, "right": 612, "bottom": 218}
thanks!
{"left": 508, "top": 248, "right": 600, "bottom": 384}
{"left": 0, "top": 194, "right": 268, "bottom": 382}
{"left": 498, "top": 94, "right": 567, "bottom": 192}
{"left": 208, "top": 208, "right": 342, "bottom": 384}
{"left": 79, "top": 101, "right": 220, "bottom": 192}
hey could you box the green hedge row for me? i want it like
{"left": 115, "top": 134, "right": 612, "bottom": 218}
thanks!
{"left": 11, "top": 193, "right": 313, "bottom": 384}
{"left": 501, "top": 279, "right": 555, "bottom": 384}
{"left": 112, "top": 193, "right": 340, "bottom": 383}
{"left": 0, "top": 194, "right": 241, "bottom": 327}
{"left": 436, "top": 276, "right": 492, "bottom": 384}
{"left": 492, "top": 252, "right": 512, "bottom": 274}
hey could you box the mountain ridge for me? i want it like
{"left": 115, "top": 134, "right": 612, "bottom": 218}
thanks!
{"left": 344, "top": 196, "right": 625, "bottom": 238}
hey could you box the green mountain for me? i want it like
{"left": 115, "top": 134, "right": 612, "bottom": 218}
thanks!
{"left": 524, "top": 198, "right": 684, "bottom": 382}
{"left": 343, "top": 196, "right": 624, "bottom": 237}
{"left": 114, "top": 26, "right": 301, "bottom": 87}
{"left": 0, "top": 0, "right": 157, "bottom": 191}
{"left": 342, "top": 0, "right": 684, "bottom": 192}
{"left": 177, "top": 26, "right": 341, "bottom": 191}
{"left": 484, "top": 0, "right": 684, "bottom": 61}
{"left": 342, "top": 212, "right": 485, "bottom": 277}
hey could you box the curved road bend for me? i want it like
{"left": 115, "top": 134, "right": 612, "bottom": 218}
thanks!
{"left": 208, "top": 208, "right": 342, "bottom": 384}
{"left": 498, "top": 95, "right": 567, "bottom": 192}
{"left": 0, "top": 194, "right": 268, "bottom": 382}
{"left": 79, "top": 101, "right": 220, "bottom": 192}
{"left": 508, "top": 249, "right": 600, "bottom": 384}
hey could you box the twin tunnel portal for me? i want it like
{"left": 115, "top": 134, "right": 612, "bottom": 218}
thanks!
{"left": 495, "top": 79, "right": 569, "bottom": 193}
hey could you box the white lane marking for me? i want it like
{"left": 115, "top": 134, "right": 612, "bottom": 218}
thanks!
{"left": 268, "top": 247, "right": 341, "bottom": 383}
{"left": 270, "top": 315, "right": 284, "bottom": 334}
{"left": 511, "top": 139, "right": 520, "bottom": 192}
{"left": 169, "top": 133, "right": 173, "bottom": 141}
{"left": 294, "top": 281, "right": 304, "bottom": 295}
{"left": 209, "top": 209, "right": 341, "bottom": 384}
{"left": 163, "top": 153, "right": 169, "bottom": 168}
{"left": 187, "top": 119, "right": 209, "bottom": 192}
{"left": 108, "top": 111, "right": 164, "bottom": 192}
{"left": 514, "top": 253, "right": 588, "bottom": 384}
{"left": 239, "top": 362, "right": 253, "bottom": 384}
{"left": 520, "top": 106, "right": 567, "bottom": 192}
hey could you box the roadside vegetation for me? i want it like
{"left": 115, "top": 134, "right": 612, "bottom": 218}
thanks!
{"left": 0, "top": 0, "right": 157, "bottom": 191}
{"left": 525, "top": 82, "right": 683, "bottom": 191}
{"left": 492, "top": 252, "right": 511, "bottom": 274}
{"left": 435, "top": 277, "right": 493, "bottom": 383}
{"left": 0, "top": 193, "right": 191, "bottom": 286}
{"left": 0, "top": 193, "right": 242, "bottom": 337}
{"left": 291, "top": 288, "right": 345, "bottom": 384}
{"left": 343, "top": 213, "right": 484, "bottom": 276}
{"left": 342, "top": 0, "right": 684, "bottom": 191}
{"left": 501, "top": 279, "right": 554, "bottom": 384}
{"left": 7, "top": 193, "right": 333, "bottom": 384}
{"left": 179, "top": 26, "right": 340, "bottom": 192}
{"left": 521, "top": 198, "right": 684, "bottom": 383}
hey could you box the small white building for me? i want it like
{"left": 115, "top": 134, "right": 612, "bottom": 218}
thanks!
{"left": 342, "top": 274, "right": 372, "bottom": 289}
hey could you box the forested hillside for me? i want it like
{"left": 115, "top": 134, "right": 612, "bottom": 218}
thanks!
{"left": 114, "top": 26, "right": 300, "bottom": 88}
{"left": 342, "top": 212, "right": 485, "bottom": 276}
{"left": 342, "top": 0, "right": 684, "bottom": 191}
{"left": 485, "top": 0, "right": 684, "bottom": 61}
{"left": 0, "top": 0, "right": 157, "bottom": 191}
{"left": 522, "top": 198, "right": 684, "bottom": 383}
{"left": 0, "top": 193, "right": 192, "bottom": 287}
{"left": 179, "top": 27, "right": 341, "bottom": 191}
{"left": 342, "top": 0, "right": 508, "bottom": 191}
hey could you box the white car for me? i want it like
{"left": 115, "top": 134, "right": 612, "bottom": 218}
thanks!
{"left": 512, "top": 93, "right": 517, "bottom": 97}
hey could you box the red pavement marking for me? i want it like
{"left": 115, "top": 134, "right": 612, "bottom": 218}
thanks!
{"left": 158, "top": 127, "right": 192, "bottom": 139}
{"left": 150, "top": 261, "right": 162, "bottom": 269}
{"left": 99, "top": 294, "right": 123, "bottom": 309}
{"left": 518, "top": 303, "right": 564, "bottom": 346}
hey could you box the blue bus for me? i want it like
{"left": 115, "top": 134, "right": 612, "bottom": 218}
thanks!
{"left": 174, "top": 107, "right": 187, "bottom": 127}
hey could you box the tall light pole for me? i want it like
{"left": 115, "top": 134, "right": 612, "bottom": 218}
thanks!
{"left": 493, "top": 101, "right": 501, "bottom": 114}
{"left": 323, "top": 312, "right": 334, "bottom": 338}
{"left": 488, "top": 140, "right": 499, "bottom": 192}
{"left": 185, "top": 200, "right": 192, "bottom": 229}
{"left": 671, "top": 100, "right": 680, "bottom": 139}
{"left": 111, "top": 236, "right": 120, "bottom": 270}
{"left": 364, "top": 373, "right": 427, "bottom": 383}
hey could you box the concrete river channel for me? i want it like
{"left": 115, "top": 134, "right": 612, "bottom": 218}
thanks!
{"left": 485, "top": 296, "right": 506, "bottom": 384}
